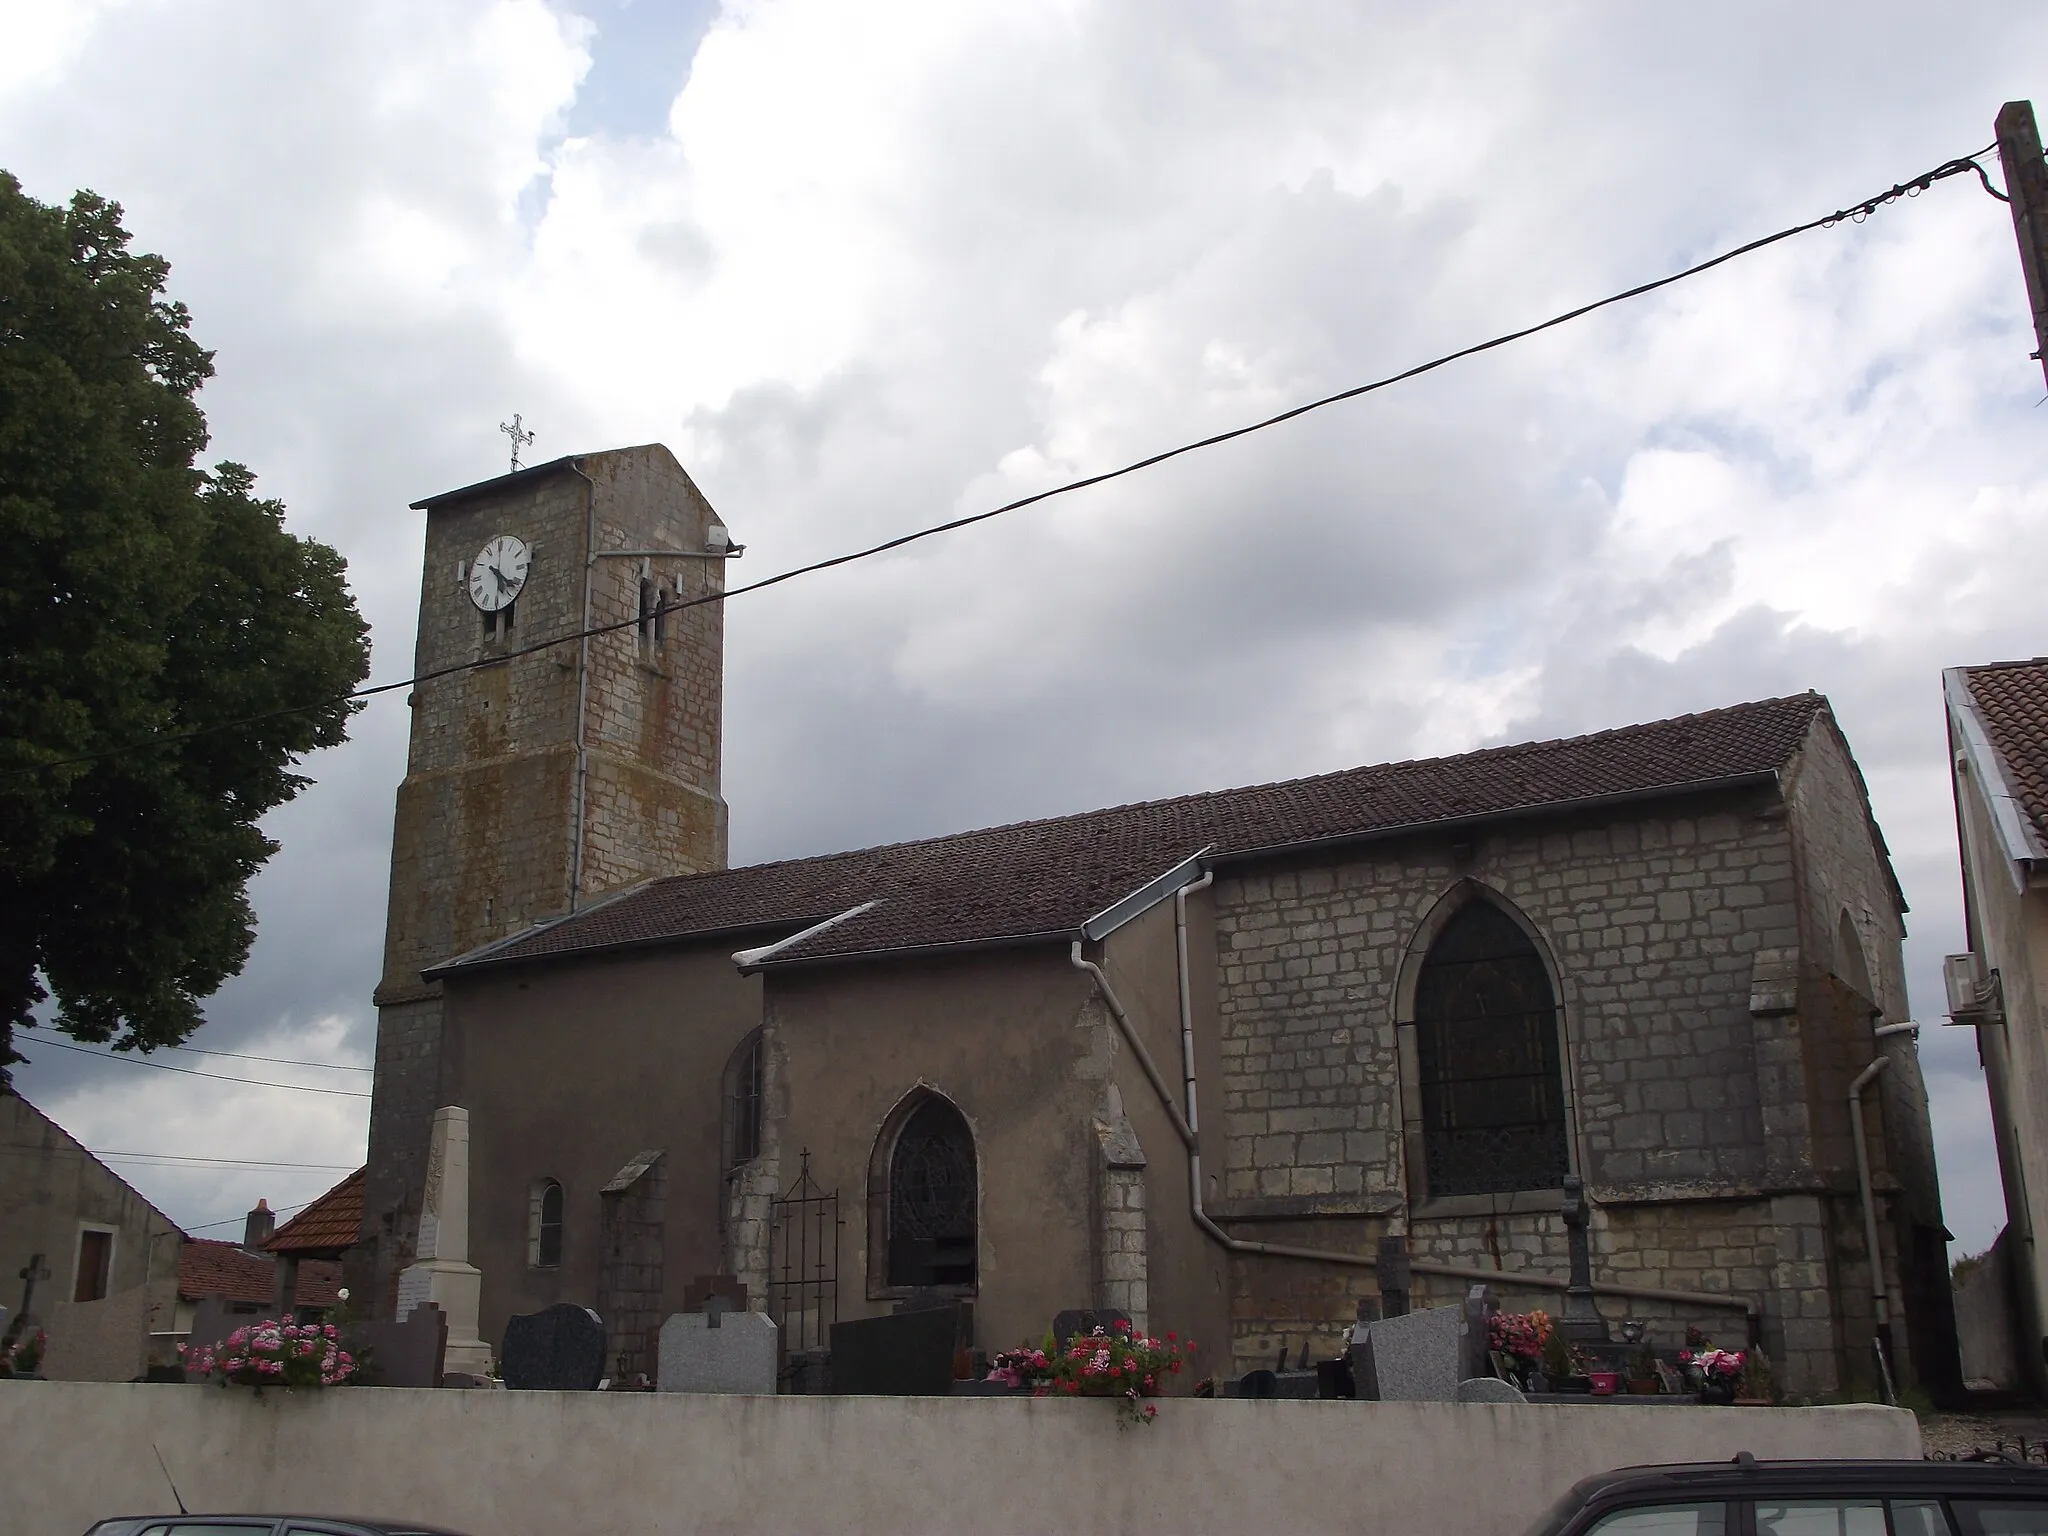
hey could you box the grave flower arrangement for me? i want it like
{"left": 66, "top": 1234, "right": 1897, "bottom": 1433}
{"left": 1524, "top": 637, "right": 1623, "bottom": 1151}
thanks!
{"left": 990, "top": 1320, "right": 1193, "bottom": 1424}
{"left": 1678, "top": 1339, "right": 1745, "bottom": 1403}
{"left": 180, "top": 1319, "right": 357, "bottom": 1394}
{"left": 1487, "top": 1309, "right": 1553, "bottom": 1367}
{"left": 0, "top": 1327, "right": 46, "bottom": 1377}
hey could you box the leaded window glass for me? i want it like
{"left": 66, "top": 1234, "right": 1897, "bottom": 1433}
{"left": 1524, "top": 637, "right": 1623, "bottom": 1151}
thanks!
{"left": 1415, "top": 900, "right": 1570, "bottom": 1197}
{"left": 887, "top": 1096, "right": 977, "bottom": 1287}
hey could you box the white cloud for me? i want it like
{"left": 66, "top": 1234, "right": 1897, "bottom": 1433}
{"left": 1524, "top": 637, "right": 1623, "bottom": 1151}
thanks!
{"left": 4, "top": 0, "right": 2046, "bottom": 1259}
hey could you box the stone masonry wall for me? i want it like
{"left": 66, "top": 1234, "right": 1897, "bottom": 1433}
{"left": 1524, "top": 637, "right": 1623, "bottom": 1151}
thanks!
{"left": 1202, "top": 770, "right": 1910, "bottom": 1395}
{"left": 1212, "top": 783, "right": 1796, "bottom": 1216}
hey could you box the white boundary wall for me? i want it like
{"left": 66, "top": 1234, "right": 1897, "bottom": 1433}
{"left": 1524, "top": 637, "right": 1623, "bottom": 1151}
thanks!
{"left": 0, "top": 1383, "right": 1918, "bottom": 1536}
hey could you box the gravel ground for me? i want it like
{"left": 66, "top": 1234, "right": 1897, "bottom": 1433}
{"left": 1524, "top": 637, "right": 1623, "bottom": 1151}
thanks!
{"left": 1918, "top": 1411, "right": 2048, "bottom": 1460}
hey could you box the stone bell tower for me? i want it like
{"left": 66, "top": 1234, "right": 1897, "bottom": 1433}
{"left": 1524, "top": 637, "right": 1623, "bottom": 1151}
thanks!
{"left": 356, "top": 443, "right": 736, "bottom": 1313}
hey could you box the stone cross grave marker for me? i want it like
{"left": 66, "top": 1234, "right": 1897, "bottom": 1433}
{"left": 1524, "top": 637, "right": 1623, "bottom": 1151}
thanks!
{"left": 1558, "top": 1174, "right": 1609, "bottom": 1345}
{"left": 1350, "top": 1305, "right": 1463, "bottom": 1401}
{"left": 658, "top": 1309, "right": 778, "bottom": 1395}
{"left": 501, "top": 1303, "right": 607, "bottom": 1391}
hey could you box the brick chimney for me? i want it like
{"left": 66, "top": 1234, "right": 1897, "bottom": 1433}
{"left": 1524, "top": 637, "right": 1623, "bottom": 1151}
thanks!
{"left": 243, "top": 1198, "right": 275, "bottom": 1253}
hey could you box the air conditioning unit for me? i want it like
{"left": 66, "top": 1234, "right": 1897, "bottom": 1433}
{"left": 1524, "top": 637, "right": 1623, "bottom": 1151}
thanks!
{"left": 1945, "top": 953, "right": 2004, "bottom": 1024}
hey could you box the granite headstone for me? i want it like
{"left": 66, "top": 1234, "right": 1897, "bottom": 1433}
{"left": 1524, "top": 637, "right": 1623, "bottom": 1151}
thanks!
{"left": 1349, "top": 1305, "right": 1463, "bottom": 1402}
{"left": 829, "top": 1305, "right": 959, "bottom": 1396}
{"left": 657, "top": 1309, "right": 778, "bottom": 1395}
{"left": 501, "top": 1304, "right": 607, "bottom": 1391}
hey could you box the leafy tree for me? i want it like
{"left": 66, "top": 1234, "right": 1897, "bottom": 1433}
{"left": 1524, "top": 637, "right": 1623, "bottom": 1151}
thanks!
{"left": 0, "top": 172, "right": 370, "bottom": 1080}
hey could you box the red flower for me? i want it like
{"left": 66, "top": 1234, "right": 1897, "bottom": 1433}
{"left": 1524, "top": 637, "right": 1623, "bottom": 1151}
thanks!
{"left": 1113, "top": 1318, "right": 1130, "bottom": 1332}
{"left": 1064, "top": 1380, "right": 1079, "bottom": 1394}
{"left": 1169, "top": 1360, "right": 1181, "bottom": 1373}
{"left": 1166, "top": 1331, "right": 1178, "bottom": 1342}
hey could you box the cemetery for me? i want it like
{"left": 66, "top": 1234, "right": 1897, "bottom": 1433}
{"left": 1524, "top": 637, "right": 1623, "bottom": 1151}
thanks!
{"left": 0, "top": 1101, "right": 1928, "bottom": 1534}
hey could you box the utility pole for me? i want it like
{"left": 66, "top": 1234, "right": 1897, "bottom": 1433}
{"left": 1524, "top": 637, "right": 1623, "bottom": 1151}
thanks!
{"left": 1996, "top": 100, "right": 2048, "bottom": 392}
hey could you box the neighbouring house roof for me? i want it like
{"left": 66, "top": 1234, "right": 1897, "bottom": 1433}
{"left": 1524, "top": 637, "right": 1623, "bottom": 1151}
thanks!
{"left": 264, "top": 1166, "right": 364, "bottom": 1258}
{"left": 1949, "top": 661, "right": 2048, "bottom": 885}
{"left": 177, "top": 1239, "right": 342, "bottom": 1308}
{"left": 434, "top": 692, "right": 1833, "bottom": 979}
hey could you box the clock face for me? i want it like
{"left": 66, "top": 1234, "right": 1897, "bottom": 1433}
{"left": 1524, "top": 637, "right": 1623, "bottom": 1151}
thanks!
{"left": 468, "top": 534, "right": 531, "bottom": 612}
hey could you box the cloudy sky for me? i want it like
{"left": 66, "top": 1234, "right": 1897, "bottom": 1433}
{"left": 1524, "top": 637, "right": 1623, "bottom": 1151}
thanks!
{"left": 4, "top": 0, "right": 2045, "bottom": 1256}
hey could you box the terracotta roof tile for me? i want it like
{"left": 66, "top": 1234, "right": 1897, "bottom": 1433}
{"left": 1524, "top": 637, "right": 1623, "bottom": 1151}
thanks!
{"left": 177, "top": 1239, "right": 342, "bottom": 1308}
{"left": 444, "top": 693, "right": 1828, "bottom": 975}
{"left": 1962, "top": 660, "right": 2048, "bottom": 847}
{"left": 264, "top": 1167, "right": 363, "bottom": 1257}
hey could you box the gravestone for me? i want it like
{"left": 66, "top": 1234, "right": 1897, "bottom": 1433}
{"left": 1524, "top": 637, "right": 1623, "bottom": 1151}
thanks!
{"left": 501, "top": 1303, "right": 606, "bottom": 1391}
{"left": 1350, "top": 1305, "right": 1463, "bottom": 1401}
{"left": 1461, "top": 1284, "right": 1496, "bottom": 1381}
{"left": 1455, "top": 1376, "right": 1529, "bottom": 1404}
{"left": 829, "top": 1306, "right": 959, "bottom": 1396}
{"left": 1051, "top": 1307, "right": 1129, "bottom": 1344}
{"left": 657, "top": 1309, "right": 777, "bottom": 1395}
{"left": 1377, "top": 1235, "right": 1411, "bottom": 1319}
{"left": 344, "top": 1302, "right": 448, "bottom": 1388}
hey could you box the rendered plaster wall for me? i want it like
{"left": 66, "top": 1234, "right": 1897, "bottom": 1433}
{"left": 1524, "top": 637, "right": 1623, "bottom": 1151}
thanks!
{"left": 443, "top": 941, "right": 764, "bottom": 1358}
{"left": 363, "top": 443, "right": 731, "bottom": 1317}
{"left": 757, "top": 945, "right": 1214, "bottom": 1357}
{"left": 1953, "top": 741, "right": 2048, "bottom": 1394}
{"left": 0, "top": 1382, "right": 1919, "bottom": 1536}
{"left": 0, "top": 1095, "right": 182, "bottom": 1361}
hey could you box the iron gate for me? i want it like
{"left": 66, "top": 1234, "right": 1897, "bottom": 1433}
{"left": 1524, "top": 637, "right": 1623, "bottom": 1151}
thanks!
{"left": 766, "top": 1150, "right": 839, "bottom": 1361}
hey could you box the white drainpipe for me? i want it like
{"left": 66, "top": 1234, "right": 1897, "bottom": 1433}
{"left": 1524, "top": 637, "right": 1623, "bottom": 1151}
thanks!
{"left": 1852, "top": 1019, "right": 1920, "bottom": 1404}
{"left": 1069, "top": 877, "right": 1760, "bottom": 1320}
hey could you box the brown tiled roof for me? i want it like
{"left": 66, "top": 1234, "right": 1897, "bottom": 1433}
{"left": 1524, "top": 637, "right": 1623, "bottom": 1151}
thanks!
{"left": 265, "top": 1167, "right": 363, "bottom": 1257}
{"left": 1962, "top": 660, "right": 2048, "bottom": 847}
{"left": 178, "top": 1239, "right": 342, "bottom": 1307}
{"left": 443, "top": 693, "right": 1828, "bottom": 975}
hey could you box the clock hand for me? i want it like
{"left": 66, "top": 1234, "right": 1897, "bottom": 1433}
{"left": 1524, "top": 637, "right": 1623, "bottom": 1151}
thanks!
{"left": 491, "top": 565, "right": 510, "bottom": 593}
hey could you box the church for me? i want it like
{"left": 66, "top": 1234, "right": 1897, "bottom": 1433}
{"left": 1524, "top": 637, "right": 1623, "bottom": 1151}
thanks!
{"left": 354, "top": 443, "right": 1955, "bottom": 1400}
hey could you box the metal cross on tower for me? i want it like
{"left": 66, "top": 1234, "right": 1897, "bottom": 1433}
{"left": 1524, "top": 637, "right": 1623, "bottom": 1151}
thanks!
{"left": 499, "top": 414, "right": 535, "bottom": 472}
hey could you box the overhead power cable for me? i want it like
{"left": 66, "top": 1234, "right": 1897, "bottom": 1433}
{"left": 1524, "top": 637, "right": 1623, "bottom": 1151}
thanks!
{"left": 94, "top": 1151, "right": 361, "bottom": 1170}
{"left": 184, "top": 1196, "right": 319, "bottom": 1234}
{"left": 1, "top": 145, "right": 2003, "bottom": 786}
{"left": 26, "top": 1036, "right": 372, "bottom": 1098}
{"left": 0, "top": 1141, "right": 359, "bottom": 1170}
{"left": 168, "top": 1042, "right": 371, "bottom": 1073}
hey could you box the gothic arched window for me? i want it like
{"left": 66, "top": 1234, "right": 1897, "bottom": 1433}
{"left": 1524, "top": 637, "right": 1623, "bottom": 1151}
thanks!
{"left": 719, "top": 1029, "right": 764, "bottom": 1237}
{"left": 886, "top": 1096, "right": 977, "bottom": 1288}
{"left": 529, "top": 1178, "right": 563, "bottom": 1269}
{"left": 1414, "top": 899, "right": 1570, "bottom": 1197}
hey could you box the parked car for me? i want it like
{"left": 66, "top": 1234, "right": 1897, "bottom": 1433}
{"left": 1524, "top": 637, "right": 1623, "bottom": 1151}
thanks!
{"left": 1527, "top": 1456, "right": 2048, "bottom": 1535}
{"left": 84, "top": 1520, "right": 469, "bottom": 1536}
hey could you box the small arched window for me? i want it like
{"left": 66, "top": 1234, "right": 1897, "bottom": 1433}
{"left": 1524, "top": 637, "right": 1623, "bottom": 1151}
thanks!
{"left": 1836, "top": 909, "right": 1875, "bottom": 1002}
{"left": 719, "top": 1029, "right": 764, "bottom": 1236}
{"left": 529, "top": 1179, "right": 563, "bottom": 1269}
{"left": 887, "top": 1095, "right": 977, "bottom": 1288}
{"left": 1414, "top": 899, "right": 1569, "bottom": 1198}
{"left": 724, "top": 1029, "right": 764, "bottom": 1172}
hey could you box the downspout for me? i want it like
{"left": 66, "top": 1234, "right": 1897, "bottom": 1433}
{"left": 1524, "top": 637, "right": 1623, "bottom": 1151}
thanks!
{"left": 1071, "top": 889, "right": 1759, "bottom": 1320}
{"left": 568, "top": 459, "right": 597, "bottom": 912}
{"left": 1852, "top": 1020, "right": 1920, "bottom": 1405}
